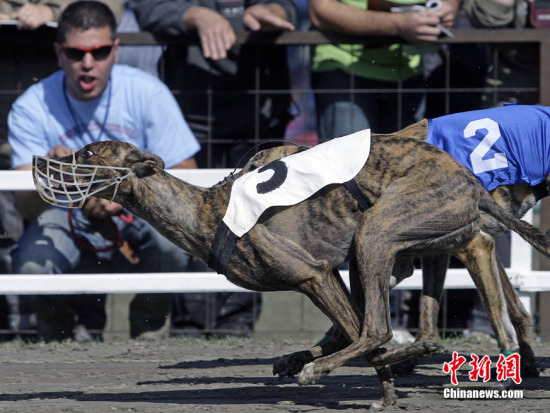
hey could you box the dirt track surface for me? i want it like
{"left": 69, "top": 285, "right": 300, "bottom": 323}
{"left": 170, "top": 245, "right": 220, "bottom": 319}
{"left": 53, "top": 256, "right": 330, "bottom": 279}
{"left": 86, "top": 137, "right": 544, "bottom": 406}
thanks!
{"left": 0, "top": 336, "right": 549, "bottom": 412}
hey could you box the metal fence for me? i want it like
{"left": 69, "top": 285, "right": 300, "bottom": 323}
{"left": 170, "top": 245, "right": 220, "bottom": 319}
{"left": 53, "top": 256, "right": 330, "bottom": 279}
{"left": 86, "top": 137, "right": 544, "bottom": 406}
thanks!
{"left": 1, "top": 28, "right": 549, "bottom": 160}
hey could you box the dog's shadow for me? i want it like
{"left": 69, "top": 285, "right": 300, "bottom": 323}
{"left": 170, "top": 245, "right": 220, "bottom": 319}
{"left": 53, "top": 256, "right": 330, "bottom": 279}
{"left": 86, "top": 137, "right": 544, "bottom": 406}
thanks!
{"left": 0, "top": 356, "right": 386, "bottom": 410}
{"left": 2, "top": 355, "right": 549, "bottom": 409}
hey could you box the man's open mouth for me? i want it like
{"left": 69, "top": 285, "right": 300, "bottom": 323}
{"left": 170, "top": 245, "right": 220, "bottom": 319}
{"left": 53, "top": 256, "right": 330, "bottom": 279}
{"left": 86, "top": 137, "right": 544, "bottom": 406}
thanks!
{"left": 79, "top": 75, "right": 97, "bottom": 91}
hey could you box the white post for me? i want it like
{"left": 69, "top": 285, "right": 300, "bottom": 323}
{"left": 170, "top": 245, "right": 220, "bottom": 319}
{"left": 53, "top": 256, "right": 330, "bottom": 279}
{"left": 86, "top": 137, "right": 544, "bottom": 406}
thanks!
{"left": 510, "top": 208, "right": 534, "bottom": 315}
{"left": 510, "top": 209, "right": 533, "bottom": 272}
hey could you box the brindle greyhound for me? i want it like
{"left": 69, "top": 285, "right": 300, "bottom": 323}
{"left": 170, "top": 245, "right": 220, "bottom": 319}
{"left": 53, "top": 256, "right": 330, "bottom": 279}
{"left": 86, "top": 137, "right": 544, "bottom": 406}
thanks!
{"left": 289, "top": 119, "right": 542, "bottom": 378}
{"left": 249, "top": 122, "right": 541, "bottom": 380}
{"left": 33, "top": 137, "right": 550, "bottom": 407}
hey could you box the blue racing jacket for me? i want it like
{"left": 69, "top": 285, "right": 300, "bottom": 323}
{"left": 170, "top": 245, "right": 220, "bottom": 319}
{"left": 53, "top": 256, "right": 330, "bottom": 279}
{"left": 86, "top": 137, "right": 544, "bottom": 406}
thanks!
{"left": 427, "top": 105, "right": 550, "bottom": 191}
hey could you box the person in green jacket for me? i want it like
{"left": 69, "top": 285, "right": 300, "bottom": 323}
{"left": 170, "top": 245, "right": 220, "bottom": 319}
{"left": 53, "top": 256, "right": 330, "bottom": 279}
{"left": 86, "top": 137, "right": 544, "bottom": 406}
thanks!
{"left": 309, "top": 0, "right": 462, "bottom": 138}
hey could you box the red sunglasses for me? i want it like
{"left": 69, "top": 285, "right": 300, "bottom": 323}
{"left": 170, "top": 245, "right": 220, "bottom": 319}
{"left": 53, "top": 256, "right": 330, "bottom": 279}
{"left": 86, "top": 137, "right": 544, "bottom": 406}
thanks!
{"left": 62, "top": 44, "right": 114, "bottom": 61}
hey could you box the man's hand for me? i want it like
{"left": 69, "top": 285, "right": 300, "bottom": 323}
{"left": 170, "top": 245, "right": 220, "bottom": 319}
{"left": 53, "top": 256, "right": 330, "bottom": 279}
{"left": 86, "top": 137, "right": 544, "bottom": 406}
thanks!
{"left": 395, "top": 11, "right": 443, "bottom": 43}
{"left": 10, "top": 4, "right": 54, "bottom": 30}
{"left": 183, "top": 4, "right": 294, "bottom": 60}
{"left": 82, "top": 197, "right": 124, "bottom": 221}
{"left": 183, "top": 6, "right": 236, "bottom": 60}
{"left": 81, "top": 198, "right": 125, "bottom": 245}
{"left": 47, "top": 144, "right": 73, "bottom": 159}
{"left": 243, "top": 4, "right": 295, "bottom": 32}
{"left": 309, "top": 0, "right": 443, "bottom": 42}
{"left": 437, "top": 0, "right": 462, "bottom": 30}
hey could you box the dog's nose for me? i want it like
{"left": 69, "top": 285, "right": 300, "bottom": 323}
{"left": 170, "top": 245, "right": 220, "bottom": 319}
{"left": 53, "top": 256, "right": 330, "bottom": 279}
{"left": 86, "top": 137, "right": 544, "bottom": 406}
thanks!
{"left": 36, "top": 157, "right": 46, "bottom": 171}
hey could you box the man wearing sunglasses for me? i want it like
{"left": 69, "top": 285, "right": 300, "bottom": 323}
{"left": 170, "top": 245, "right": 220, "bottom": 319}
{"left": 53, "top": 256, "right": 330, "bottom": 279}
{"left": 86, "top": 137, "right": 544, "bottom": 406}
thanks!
{"left": 7, "top": 1, "right": 200, "bottom": 342}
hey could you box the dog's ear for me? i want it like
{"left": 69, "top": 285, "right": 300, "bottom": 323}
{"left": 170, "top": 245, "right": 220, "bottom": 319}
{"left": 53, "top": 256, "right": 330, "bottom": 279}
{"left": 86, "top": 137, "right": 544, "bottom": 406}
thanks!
{"left": 134, "top": 160, "right": 157, "bottom": 178}
{"left": 128, "top": 150, "right": 165, "bottom": 178}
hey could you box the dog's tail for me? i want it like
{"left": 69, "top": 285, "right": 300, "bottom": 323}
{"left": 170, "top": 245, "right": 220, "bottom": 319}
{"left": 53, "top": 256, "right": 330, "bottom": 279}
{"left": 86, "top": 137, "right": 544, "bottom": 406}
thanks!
{"left": 478, "top": 193, "right": 550, "bottom": 260}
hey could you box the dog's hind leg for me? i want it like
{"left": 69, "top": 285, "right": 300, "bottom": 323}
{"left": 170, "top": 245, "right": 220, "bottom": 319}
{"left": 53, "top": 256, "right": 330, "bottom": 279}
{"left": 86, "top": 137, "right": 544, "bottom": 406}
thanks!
{"left": 290, "top": 264, "right": 400, "bottom": 408}
{"left": 416, "top": 254, "right": 450, "bottom": 341}
{"left": 276, "top": 255, "right": 401, "bottom": 408}
{"left": 277, "top": 262, "right": 399, "bottom": 408}
{"left": 296, "top": 167, "right": 482, "bottom": 404}
{"left": 495, "top": 257, "right": 541, "bottom": 376}
{"left": 391, "top": 253, "right": 449, "bottom": 376}
{"left": 362, "top": 257, "right": 447, "bottom": 369}
{"left": 258, "top": 235, "right": 399, "bottom": 407}
{"left": 453, "top": 232, "right": 516, "bottom": 353}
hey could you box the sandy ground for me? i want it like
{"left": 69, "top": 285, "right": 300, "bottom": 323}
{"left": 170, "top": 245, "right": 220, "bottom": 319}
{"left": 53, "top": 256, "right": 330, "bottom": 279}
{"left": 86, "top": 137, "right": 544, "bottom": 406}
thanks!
{"left": 0, "top": 336, "right": 549, "bottom": 412}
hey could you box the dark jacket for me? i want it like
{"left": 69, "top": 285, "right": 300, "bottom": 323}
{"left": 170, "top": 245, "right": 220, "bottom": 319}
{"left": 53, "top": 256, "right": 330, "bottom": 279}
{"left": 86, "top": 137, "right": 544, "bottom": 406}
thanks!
{"left": 130, "top": 0, "right": 297, "bottom": 142}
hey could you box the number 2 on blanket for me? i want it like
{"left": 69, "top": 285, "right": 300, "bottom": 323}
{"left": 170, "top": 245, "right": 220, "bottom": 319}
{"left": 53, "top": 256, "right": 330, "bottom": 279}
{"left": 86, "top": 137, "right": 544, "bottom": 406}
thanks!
{"left": 465, "top": 118, "right": 509, "bottom": 175}
{"left": 256, "top": 160, "right": 289, "bottom": 194}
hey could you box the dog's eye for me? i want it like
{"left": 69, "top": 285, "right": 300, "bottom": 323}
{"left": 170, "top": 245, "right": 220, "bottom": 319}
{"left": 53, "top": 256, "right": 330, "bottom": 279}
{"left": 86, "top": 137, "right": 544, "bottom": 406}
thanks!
{"left": 82, "top": 150, "right": 94, "bottom": 159}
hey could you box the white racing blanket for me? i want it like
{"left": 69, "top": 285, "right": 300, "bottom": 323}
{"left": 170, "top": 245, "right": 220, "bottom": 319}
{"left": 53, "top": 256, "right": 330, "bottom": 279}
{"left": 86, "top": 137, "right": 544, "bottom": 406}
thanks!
{"left": 223, "top": 129, "right": 372, "bottom": 237}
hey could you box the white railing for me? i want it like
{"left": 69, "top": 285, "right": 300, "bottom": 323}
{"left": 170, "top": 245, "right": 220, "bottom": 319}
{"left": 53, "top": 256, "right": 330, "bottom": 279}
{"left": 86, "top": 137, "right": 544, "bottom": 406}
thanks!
{"left": 1, "top": 169, "right": 549, "bottom": 315}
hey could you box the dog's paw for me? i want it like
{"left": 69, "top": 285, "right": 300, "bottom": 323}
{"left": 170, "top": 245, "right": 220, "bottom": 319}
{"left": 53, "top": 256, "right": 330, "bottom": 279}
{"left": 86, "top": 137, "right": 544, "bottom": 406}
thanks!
{"left": 273, "top": 351, "right": 312, "bottom": 379}
{"left": 370, "top": 399, "right": 386, "bottom": 410}
{"left": 389, "top": 342, "right": 444, "bottom": 376}
{"left": 418, "top": 340, "right": 446, "bottom": 357}
{"left": 521, "top": 360, "right": 543, "bottom": 378}
{"left": 519, "top": 344, "right": 543, "bottom": 377}
{"left": 298, "top": 362, "right": 320, "bottom": 386}
{"left": 370, "top": 398, "right": 395, "bottom": 410}
{"left": 370, "top": 392, "right": 398, "bottom": 410}
{"left": 391, "top": 359, "right": 417, "bottom": 377}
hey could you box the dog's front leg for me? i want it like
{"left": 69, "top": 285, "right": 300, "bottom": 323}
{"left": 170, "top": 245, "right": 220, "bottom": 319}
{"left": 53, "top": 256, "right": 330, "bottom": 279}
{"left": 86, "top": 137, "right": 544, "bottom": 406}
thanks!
{"left": 297, "top": 212, "right": 397, "bottom": 407}
{"left": 247, "top": 226, "right": 363, "bottom": 380}
{"left": 273, "top": 333, "right": 348, "bottom": 379}
{"left": 273, "top": 268, "right": 351, "bottom": 378}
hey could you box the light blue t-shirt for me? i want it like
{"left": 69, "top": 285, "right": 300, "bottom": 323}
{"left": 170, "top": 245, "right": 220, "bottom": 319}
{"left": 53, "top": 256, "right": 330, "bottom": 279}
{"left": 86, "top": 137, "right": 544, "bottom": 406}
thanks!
{"left": 9, "top": 64, "right": 200, "bottom": 169}
{"left": 427, "top": 105, "right": 550, "bottom": 191}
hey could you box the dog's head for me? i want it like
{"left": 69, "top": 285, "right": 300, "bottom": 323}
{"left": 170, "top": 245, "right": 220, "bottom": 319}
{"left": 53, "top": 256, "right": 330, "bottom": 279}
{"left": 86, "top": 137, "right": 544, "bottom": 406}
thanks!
{"left": 33, "top": 141, "right": 165, "bottom": 208}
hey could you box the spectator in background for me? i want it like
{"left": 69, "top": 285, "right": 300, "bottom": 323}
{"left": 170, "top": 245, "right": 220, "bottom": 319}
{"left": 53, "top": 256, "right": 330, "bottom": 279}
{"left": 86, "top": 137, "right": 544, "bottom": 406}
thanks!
{"left": 0, "top": 186, "right": 23, "bottom": 342}
{"left": 116, "top": 0, "right": 205, "bottom": 341}
{"left": 0, "top": 1, "right": 123, "bottom": 141}
{"left": 422, "top": 4, "right": 490, "bottom": 119}
{"left": 404, "top": 2, "right": 492, "bottom": 337}
{"left": 284, "top": 0, "right": 318, "bottom": 146}
{"left": 0, "top": 0, "right": 123, "bottom": 341}
{"left": 308, "top": 0, "right": 462, "bottom": 138}
{"left": 406, "top": 1, "right": 539, "bottom": 339}
{"left": 8, "top": 1, "right": 200, "bottom": 342}
{"left": 116, "top": 0, "right": 162, "bottom": 77}
{"left": 130, "top": 0, "right": 297, "bottom": 167}
{"left": 465, "top": 0, "right": 538, "bottom": 107}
